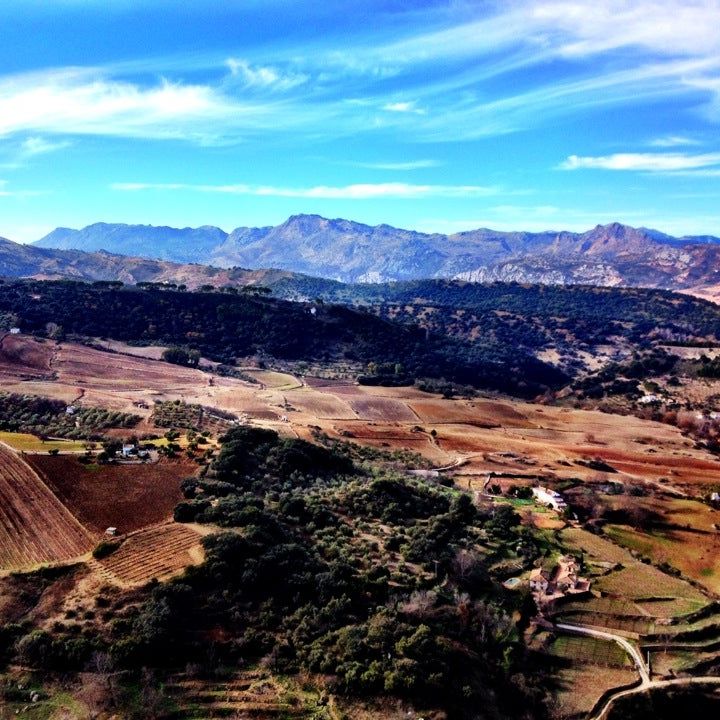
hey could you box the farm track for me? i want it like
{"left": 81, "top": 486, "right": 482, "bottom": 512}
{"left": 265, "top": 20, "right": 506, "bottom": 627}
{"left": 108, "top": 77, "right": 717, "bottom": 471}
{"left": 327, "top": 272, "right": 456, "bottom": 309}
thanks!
{"left": 556, "top": 621, "right": 720, "bottom": 719}
{"left": 0, "top": 443, "right": 93, "bottom": 572}
{"left": 590, "top": 676, "right": 720, "bottom": 720}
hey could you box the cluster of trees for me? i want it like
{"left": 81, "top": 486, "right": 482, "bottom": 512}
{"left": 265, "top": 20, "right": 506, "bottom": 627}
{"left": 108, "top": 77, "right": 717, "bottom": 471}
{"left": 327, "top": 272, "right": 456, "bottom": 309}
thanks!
{"left": 286, "top": 280, "right": 720, "bottom": 382}
{"left": 1, "top": 425, "right": 549, "bottom": 717}
{"left": 313, "top": 279, "right": 720, "bottom": 345}
{"left": 161, "top": 346, "right": 201, "bottom": 368}
{"left": 697, "top": 354, "right": 720, "bottom": 378}
{"left": 0, "top": 392, "right": 139, "bottom": 439}
{"left": 156, "top": 429, "right": 544, "bottom": 717}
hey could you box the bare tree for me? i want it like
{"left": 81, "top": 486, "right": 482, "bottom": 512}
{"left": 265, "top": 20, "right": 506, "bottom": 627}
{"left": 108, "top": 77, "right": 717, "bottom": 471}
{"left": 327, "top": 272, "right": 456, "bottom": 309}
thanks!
{"left": 90, "top": 650, "right": 116, "bottom": 707}
{"left": 398, "top": 590, "right": 437, "bottom": 619}
{"left": 139, "top": 668, "right": 166, "bottom": 720}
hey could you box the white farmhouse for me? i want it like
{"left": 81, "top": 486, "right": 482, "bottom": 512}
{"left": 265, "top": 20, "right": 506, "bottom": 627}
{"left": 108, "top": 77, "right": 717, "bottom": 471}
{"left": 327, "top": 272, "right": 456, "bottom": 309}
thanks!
{"left": 532, "top": 486, "right": 567, "bottom": 512}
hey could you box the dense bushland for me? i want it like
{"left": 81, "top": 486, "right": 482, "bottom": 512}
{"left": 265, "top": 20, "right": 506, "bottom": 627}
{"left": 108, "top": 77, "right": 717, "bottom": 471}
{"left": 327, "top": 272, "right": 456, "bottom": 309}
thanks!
{"left": 0, "top": 279, "right": 566, "bottom": 397}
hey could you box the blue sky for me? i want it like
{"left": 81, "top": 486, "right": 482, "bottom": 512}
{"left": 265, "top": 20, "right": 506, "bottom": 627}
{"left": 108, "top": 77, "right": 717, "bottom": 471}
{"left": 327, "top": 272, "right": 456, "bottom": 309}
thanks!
{"left": 1, "top": 0, "right": 719, "bottom": 242}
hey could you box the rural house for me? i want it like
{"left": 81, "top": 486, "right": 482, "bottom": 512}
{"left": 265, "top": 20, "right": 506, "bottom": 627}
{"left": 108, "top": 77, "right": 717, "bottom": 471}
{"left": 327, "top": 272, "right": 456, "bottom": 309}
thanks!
{"left": 529, "top": 567, "right": 552, "bottom": 593}
{"left": 532, "top": 486, "right": 567, "bottom": 512}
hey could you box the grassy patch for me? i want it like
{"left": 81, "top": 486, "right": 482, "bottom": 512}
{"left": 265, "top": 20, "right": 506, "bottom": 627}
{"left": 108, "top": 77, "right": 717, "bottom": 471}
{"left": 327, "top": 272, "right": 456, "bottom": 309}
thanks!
{"left": 548, "top": 634, "right": 631, "bottom": 667}
{"left": 605, "top": 524, "right": 720, "bottom": 595}
{"left": 0, "top": 690, "right": 89, "bottom": 720}
{"left": 595, "top": 564, "right": 706, "bottom": 604}
{"left": 0, "top": 431, "right": 89, "bottom": 453}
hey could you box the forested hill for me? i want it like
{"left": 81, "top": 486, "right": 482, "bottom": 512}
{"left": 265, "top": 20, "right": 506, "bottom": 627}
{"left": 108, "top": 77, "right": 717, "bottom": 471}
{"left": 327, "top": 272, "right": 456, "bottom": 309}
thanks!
{"left": 273, "top": 278, "right": 720, "bottom": 348}
{"left": 0, "top": 279, "right": 566, "bottom": 397}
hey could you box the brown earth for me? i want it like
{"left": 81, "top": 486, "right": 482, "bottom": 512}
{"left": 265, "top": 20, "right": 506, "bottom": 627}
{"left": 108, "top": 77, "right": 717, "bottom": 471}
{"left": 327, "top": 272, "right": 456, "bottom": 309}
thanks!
{"left": 0, "top": 333, "right": 55, "bottom": 380}
{"left": 25, "top": 455, "right": 193, "bottom": 536}
{"left": 96, "top": 522, "right": 206, "bottom": 586}
{"left": 3, "top": 336, "right": 720, "bottom": 495}
{"left": 0, "top": 444, "right": 93, "bottom": 573}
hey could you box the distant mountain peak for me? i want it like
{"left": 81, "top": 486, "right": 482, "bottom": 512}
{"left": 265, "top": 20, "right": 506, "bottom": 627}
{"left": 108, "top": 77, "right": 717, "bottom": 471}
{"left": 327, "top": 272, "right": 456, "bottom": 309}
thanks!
{"left": 19, "top": 215, "right": 720, "bottom": 290}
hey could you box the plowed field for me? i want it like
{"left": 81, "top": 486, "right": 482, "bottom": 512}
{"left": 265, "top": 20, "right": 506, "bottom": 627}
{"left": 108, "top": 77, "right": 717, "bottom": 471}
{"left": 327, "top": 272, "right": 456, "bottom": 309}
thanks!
{"left": 26, "top": 455, "right": 191, "bottom": 535}
{"left": 0, "top": 444, "right": 93, "bottom": 573}
{"left": 97, "top": 523, "right": 204, "bottom": 586}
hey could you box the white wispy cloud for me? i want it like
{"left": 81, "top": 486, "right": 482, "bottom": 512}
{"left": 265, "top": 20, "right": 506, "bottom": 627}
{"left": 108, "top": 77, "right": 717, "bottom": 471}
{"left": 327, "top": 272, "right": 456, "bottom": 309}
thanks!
{"left": 559, "top": 152, "right": 720, "bottom": 172}
{"left": 0, "top": 1, "right": 718, "bottom": 147}
{"left": 225, "top": 58, "right": 308, "bottom": 90}
{"left": 0, "top": 68, "right": 268, "bottom": 143}
{"left": 350, "top": 159, "right": 440, "bottom": 170}
{"left": 382, "top": 101, "right": 425, "bottom": 115}
{"left": 111, "top": 181, "right": 499, "bottom": 199}
{"left": 649, "top": 135, "right": 701, "bottom": 147}
{"left": 529, "top": 0, "right": 720, "bottom": 59}
{"left": 0, "top": 179, "right": 45, "bottom": 197}
{"left": 20, "top": 136, "right": 71, "bottom": 156}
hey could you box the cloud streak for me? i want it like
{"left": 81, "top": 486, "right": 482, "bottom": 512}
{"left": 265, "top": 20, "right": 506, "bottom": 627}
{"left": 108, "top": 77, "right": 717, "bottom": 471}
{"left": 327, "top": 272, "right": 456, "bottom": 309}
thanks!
{"left": 225, "top": 58, "right": 308, "bottom": 90}
{"left": 350, "top": 159, "right": 440, "bottom": 170}
{"left": 560, "top": 152, "right": 720, "bottom": 171}
{"left": 111, "top": 181, "right": 500, "bottom": 199}
{"left": 0, "top": 68, "right": 273, "bottom": 143}
{"left": 0, "top": 2, "right": 718, "bottom": 147}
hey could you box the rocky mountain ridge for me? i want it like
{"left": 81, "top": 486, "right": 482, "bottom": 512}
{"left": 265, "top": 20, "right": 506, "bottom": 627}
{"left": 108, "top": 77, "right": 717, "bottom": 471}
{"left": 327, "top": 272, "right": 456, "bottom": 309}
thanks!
{"left": 3, "top": 215, "right": 718, "bottom": 299}
{"left": 33, "top": 215, "right": 720, "bottom": 288}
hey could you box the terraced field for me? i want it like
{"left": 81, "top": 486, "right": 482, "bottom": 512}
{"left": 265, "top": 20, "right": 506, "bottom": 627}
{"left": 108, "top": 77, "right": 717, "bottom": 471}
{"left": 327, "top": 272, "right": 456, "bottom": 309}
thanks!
{"left": 164, "top": 670, "right": 324, "bottom": 719}
{"left": 97, "top": 523, "right": 204, "bottom": 586}
{"left": 0, "top": 444, "right": 93, "bottom": 573}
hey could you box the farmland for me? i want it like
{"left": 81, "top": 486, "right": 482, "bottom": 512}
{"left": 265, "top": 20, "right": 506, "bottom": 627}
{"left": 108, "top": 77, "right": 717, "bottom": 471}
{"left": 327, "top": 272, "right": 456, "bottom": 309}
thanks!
{"left": 2, "top": 334, "right": 720, "bottom": 497}
{"left": 95, "top": 523, "right": 206, "bottom": 586}
{"left": 3, "top": 330, "right": 720, "bottom": 717}
{"left": 25, "top": 454, "right": 193, "bottom": 536}
{"left": 0, "top": 332, "right": 54, "bottom": 381}
{"left": 0, "top": 445, "right": 93, "bottom": 573}
{"left": 0, "top": 431, "right": 88, "bottom": 453}
{"left": 551, "top": 665, "right": 638, "bottom": 718}
{"left": 605, "top": 524, "right": 720, "bottom": 594}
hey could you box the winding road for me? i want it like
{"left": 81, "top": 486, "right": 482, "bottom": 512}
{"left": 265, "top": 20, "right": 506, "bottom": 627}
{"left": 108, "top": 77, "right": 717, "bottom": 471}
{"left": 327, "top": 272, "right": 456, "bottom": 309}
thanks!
{"left": 554, "top": 621, "right": 720, "bottom": 719}
{"left": 555, "top": 622, "right": 650, "bottom": 684}
{"left": 590, "top": 676, "right": 720, "bottom": 720}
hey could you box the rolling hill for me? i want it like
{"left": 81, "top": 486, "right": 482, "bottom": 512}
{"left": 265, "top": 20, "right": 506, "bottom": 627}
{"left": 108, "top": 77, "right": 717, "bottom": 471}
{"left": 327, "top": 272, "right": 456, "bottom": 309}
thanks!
{"left": 0, "top": 235, "right": 298, "bottom": 288}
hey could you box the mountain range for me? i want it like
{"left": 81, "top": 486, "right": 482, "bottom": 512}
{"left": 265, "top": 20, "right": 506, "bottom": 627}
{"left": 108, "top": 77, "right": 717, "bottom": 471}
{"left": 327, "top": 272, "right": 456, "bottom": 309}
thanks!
{"left": 0, "top": 235, "right": 296, "bottom": 288}
{"left": 0, "top": 214, "right": 717, "bottom": 300}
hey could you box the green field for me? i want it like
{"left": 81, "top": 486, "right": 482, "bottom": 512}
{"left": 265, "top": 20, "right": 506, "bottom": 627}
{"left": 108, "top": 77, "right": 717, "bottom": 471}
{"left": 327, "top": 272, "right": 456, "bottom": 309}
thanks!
{"left": 0, "top": 431, "right": 89, "bottom": 453}
{"left": 548, "top": 634, "right": 631, "bottom": 668}
{"left": 606, "top": 524, "right": 720, "bottom": 595}
{"left": 595, "top": 564, "right": 707, "bottom": 605}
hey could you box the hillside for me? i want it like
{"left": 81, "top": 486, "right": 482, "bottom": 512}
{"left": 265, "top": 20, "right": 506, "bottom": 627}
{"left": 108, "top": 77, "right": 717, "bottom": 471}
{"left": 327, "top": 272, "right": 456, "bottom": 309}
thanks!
{"left": 0, "top": 279, "right": 566, "bottom": 397}
{"left": 33, "top": 215, "right": 720, "bottom": 296}
{"left": 0, "top": 235, "right": 300, "bottom": 288}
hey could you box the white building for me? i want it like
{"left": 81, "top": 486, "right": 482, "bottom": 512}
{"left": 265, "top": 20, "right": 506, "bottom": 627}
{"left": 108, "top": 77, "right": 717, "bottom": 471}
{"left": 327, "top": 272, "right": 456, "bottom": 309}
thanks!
{"left": 532, "top": 486, "right": 567, "bottom": 512}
